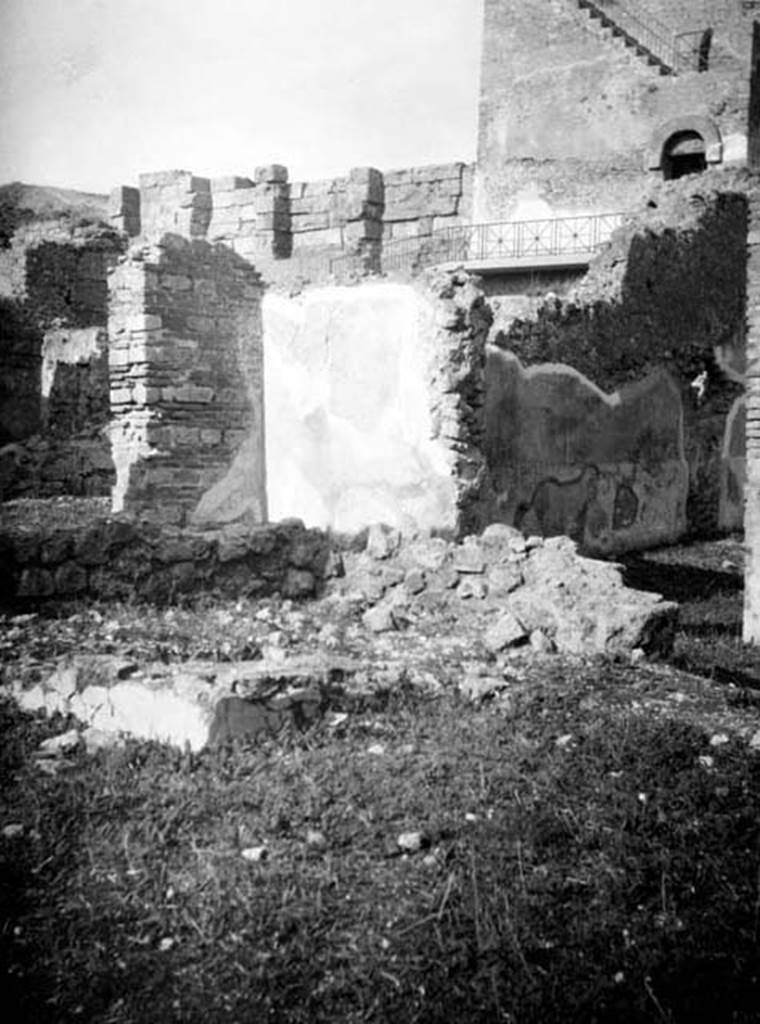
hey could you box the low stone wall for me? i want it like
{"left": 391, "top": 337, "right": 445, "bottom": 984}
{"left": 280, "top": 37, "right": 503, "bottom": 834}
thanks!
{"left": 0, "top": 511, "right": 329, "bottom": 607}
{"left": 0, "top": 436, "right": 113, "bottom": 501}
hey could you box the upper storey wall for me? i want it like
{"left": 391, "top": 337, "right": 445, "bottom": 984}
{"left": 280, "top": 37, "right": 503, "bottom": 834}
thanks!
{"left": 476, "top": 0, "right": 754, "bottom": 220}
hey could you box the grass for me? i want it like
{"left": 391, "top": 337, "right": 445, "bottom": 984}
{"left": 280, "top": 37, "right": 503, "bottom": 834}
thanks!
{"left": 2, "top": 541, "right": 760, "bottom": 1022}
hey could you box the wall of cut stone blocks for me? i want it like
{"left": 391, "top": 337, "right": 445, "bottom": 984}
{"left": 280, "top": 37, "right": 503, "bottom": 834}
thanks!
{"left": 108, "top": 235, "right": 266, "bottom": 527}
{"left": 383, "top": 163, "right": 474, "bottom": 241}
{"left": 107, "top": 161, "right": 473, "bottom": 275}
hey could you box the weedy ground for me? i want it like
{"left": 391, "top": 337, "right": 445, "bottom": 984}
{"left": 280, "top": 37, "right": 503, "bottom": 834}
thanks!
{"left": 1, "top": 536, "right": 760, "bottom": 1023}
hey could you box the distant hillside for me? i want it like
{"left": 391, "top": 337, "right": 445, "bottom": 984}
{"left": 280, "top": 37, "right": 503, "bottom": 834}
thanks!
{"left": 0, "top": 182, "right": 109, "bottom": 246}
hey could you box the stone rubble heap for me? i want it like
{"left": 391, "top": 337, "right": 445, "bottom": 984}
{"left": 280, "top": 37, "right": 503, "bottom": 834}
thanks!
{"left": 339, "top": 522, "right": 678, "bottom": 659}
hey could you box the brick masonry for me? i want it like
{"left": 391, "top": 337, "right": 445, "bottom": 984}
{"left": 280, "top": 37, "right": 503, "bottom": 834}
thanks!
{"left": 108, "top": 235, "right": 266, "bottom": 526}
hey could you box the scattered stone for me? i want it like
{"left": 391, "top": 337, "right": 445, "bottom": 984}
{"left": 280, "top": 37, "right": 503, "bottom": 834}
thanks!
{"left": 460, "top": 673, "right": 505, "bottom": 702}
{"left": 158, "top": 937, "right": 175, "bottom": 952}
{"left": 710, "top": 733, "right": 730, "bottom": 747}
{"left": 306, "top": 829, "right": 327, "bottom": 848}
{"left": 529, "top": 629, "right": 555, "bottom": 654}
{"left": 381, "top": 565, "right": 405, "bottom": 589}
{"left": 2, "top": 824, "right": 24, "bottom": 840}
{"left": 484, "top": 612, "right": 528, "bottom": 653}
{"left": 749, "top": 731, "right": 760, "bottom": 752}
{"left": 241, "top": 846, "right": 268, "bottom": 863}
{"left": 404, "top": 568, "right": 426, "bottom": 595}
{"left": 37, "top": 729, "right": 80, "bottom": 756}
{"left": 363, "top": 602, "right": 396, "bottom": 634}
{"left": 487, "top": 563, "right": 523, "bottom": 596}
{"left": 405, "top": 536, "right": 449, "bottom": 571}
{"left": 458, "top": 576, "right": 488, "bottom": 600}
{"left": 397, "top": 831, "right": 426, "bottom": 853}
{"left": 481, "top": 523, "right": 523, "bottom": 547}
{"left": 555, "top": 734, "right": 574, "bottom": 749}
{"left": 83, "top": 727, "right": 125, "bottom": 753}
{"left": 452, "top": 543, "right": 486, "bottom": 574}
{"left": 367, "top": 743, "right": 386, "bottom": 756}
{"left": 698, "top": 755, "right": 715, "bottom": 770}
{"left": 366, "top": 523, "right": 401, "bottom": 560}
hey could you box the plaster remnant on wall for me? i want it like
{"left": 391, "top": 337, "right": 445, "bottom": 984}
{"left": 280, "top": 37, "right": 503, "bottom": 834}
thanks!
{"left": 485, "top": 349, "right": 689, "bottom": 555}
{"left": 41, "top": 326, "right": 104, "bottom": 398}
{"left": 263, "top": 282, "right": 459, "bottom": 535}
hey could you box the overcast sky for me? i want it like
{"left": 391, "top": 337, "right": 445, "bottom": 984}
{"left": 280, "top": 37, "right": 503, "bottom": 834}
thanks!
{"left": 0, "top": 0, "right": 483, "bottom": 195}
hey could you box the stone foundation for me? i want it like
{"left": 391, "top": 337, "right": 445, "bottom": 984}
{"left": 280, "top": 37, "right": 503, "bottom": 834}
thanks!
{"left": 0, "top": 509, "right": 328, "bottom": 607}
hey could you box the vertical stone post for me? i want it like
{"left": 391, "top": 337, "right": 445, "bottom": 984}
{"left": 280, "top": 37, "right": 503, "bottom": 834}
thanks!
{"left": 253, "top": 165, "right": 292, "bottom": 259}
{"left": 343, "top": 167, "right": 385, "bottom": 271}
{"left": 108, "top": 235, "right": 266, "bottom": 526}
{"left": 108, "top": 186, "right": 141, "bottom": 237}
{"left": 745, "top": 179, "right": 760, "bottom": 642}
{"left": 138, "top": 171, "right": 212, "bottom": 241}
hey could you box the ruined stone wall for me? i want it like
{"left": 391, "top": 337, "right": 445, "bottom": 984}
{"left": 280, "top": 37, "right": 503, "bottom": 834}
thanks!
{"left": 0, "top": 218, "right": 124, "bottom": 498}
{"left": 476, "top": 0, "right": 751, "bottom": 221}
{"left": 0, "top": 509, "right": 328, "bottom": 607}
{"left": 262, "top": 271, "right": 491, "bottom": 537}
{"left": 484, "top": 176, "right": 748, "bottom": 551}
{"left": 208, "top": 167, "right": 291, "bottom": 261}
{"left": 108, "top": 235, "right": 266, "bottom": 528}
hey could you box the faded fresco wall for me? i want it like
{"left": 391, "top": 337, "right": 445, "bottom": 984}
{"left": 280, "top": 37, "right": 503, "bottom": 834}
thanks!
{"left": 262, "top": 273, "right": 491, "bottom": 536}
{"left": 484, "top": 178, "right": 747, "bottom": 547}
{"left": 485, "top": 351, "right": 688, "bottom": 554}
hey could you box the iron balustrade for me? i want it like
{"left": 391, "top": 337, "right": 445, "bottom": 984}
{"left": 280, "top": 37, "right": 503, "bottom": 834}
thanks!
{"left": 329, "top": 212, "right": 626, "bottom": 279}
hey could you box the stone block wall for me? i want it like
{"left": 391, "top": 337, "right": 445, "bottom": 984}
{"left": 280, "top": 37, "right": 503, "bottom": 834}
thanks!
{"left": 139, "top": 171, "right": 212, "bottom": 241}
{"left": 209, "top": 165, "right": 291, "bottom": 261}
{"left": 383, "top": 163, "right": 474, "bottom": 241}
{"left": 289, "top": 167, "right": 384, "bottom": 261}
{"left": 0, "top": 511, "right": 329, "bottom": 607}
{"left": 108, "top": 235, "right": 266, "bottom": 527}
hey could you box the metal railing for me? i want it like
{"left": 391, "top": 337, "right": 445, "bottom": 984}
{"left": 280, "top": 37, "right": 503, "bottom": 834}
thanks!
{"left": 329, "top": 212, "right": 626, "bottom": 279}
{"left": 577, "top": 0, "right": 708, "bottom": 74}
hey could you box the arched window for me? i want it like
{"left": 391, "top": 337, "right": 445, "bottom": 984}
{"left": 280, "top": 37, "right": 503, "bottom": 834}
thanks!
{"left": 661, "top": 130, "right": 707, "bottom": 180}
{"left": 646, "top": 117, "right": 722, "bottom": 179}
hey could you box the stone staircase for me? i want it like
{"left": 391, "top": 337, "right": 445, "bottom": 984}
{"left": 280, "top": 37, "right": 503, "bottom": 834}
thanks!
{"left": 575, "top": 0, "right": 706, "bottom": 76}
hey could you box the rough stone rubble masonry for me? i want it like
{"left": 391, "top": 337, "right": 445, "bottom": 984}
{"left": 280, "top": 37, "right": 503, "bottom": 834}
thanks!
{"left": 108, "top": 234, "right": 266, "bottom": 526}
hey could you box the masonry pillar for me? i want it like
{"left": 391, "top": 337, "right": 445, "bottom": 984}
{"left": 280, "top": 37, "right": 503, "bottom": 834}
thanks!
{"left": 138, "top": 171, "right": 212, "bottom": 241}
{"left": 108, "top": 186, "right": 141, "bottom": 237}
{"left": 108, "top": 235, "right": 266, "bottom": 526}
{"left": 744, "top": 178, "right": 760, "bottom": 642}
{"left": 343, "top": 167, "right": 384, "bottom": 271}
